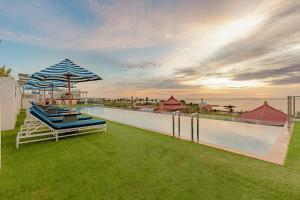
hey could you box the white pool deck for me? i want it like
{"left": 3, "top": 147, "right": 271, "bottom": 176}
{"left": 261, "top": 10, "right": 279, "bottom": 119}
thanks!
{"left": 78, "top": 106, "right": 292, "bottom": 165}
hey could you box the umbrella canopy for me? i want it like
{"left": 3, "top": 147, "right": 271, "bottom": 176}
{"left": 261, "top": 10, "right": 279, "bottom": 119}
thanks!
{"left": 25, "top": 79, "right": 72, "bottom": 104}
{"left": 25, "top": 79, "right": 69, "bottom": 88}
{"left": 22, "top": 85, "right": 45, "bottom": 105}
{"left": 23, "top": 84, "right": 63, "bottom": 91}
{"left": 31, "top": 59, "right": 102, "bottom": 104}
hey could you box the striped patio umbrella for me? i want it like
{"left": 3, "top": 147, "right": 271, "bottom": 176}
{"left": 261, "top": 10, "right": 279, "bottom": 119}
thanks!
{"left": 23, "top": 84, "right": 64, "bottom": 104}
{"left": 23, "top": 84, "right": 64, "bottom": 91}
{"left": 31, "top": 59, "right": 102, "bottom": 104}
{"left": 25, "top": 79, "right": 69, "bottom": 88}
{"left": 25, "top": 79, "right": 72, "bottom": 105}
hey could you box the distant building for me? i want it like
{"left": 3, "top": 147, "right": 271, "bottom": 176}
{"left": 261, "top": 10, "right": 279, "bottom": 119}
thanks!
{"left": 54, "top": 89, "right": 88, "bottom": 104}
{"left": 18, "top": 73, "right": 30, "bottom": 85}
{"left": 158, "top": 96, "right": 185, "bottom": 112}
{"left": 199, "top": 99, "right": 212, "bottom": 112}
{"left": 239, "top": 101, "right": 287, "bottom": 126}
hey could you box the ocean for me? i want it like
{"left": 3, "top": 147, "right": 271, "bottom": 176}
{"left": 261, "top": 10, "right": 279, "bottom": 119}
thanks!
{"left": 184, "top": 98, "right": 300, "bottom": 113}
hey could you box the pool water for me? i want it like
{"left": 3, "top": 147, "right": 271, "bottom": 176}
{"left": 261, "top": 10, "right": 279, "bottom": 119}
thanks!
{"left": 77, "top": 106, "right": 285, "bottom": 156}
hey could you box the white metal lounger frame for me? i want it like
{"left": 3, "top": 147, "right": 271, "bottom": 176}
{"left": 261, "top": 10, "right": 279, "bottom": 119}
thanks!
{"left": 17, "top": 111, "right": 106, "bottom": 148}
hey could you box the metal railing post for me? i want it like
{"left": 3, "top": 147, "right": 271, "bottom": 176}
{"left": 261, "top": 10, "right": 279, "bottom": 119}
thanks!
{"left": 172, "top": 111, "right": 181, "bottom": 138}
{"left": 191, "top": 115, "right": 194, "bottom": 141}
{"left": 287, "top": 96, "right": 293, "bottom": 128}
{"left": 172, "top": 114, "right": 175, "bottom": 136}
{"left": 178, "top": 112, "right": 181, "bottom": 138}
{"left": 191, "top": 113, "right": 200, "bottom": 142}
{"left": 287, "top": 96, "right": 290, "bottom": 122}
{"left": 196, "top": 114, "right": 199, "bottom": 142}
{"left": 293, "top": 96, "right": 296, "bottom": 118}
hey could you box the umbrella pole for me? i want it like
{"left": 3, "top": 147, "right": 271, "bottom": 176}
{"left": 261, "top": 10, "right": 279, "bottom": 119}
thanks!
{"left": 51, "top": 85, "right": 54, "bottom": 105}
{"left": 43, "top": 90, "right": 45, "bottom": 105}
{"left": 68, "top": 75, "right": 72, "bottom": 105}
{"left": 21, "top": 87, "right": 24, "bottom": 109}
{"left": 37, "top": 89, "right": 40, "bottom": 104}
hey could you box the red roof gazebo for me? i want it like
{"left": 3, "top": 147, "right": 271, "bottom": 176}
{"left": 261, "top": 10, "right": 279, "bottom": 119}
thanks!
{"left": 239, "top": 101, "right": 287, "bottom": 126}
{"left": 158, "top": 96, "right": 185, "bottom": 112}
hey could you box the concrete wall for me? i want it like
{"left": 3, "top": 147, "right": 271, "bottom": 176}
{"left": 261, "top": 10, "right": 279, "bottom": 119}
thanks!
{"left": 0, "top": 77, "right": 21, "bottom": 130}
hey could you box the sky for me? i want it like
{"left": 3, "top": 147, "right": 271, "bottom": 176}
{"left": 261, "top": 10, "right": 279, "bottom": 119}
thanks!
{"left": 0, "top": 0, "right": 299, "bottom": 99}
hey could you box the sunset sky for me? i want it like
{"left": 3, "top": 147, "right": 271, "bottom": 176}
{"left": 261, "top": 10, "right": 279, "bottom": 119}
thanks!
{"left": 0, "top": 0, "right": 299, "bottom": 99}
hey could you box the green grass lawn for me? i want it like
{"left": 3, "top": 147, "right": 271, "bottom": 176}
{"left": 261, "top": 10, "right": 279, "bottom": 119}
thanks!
{"left": 0, "top": 110, "right": 300, "bottom": 200}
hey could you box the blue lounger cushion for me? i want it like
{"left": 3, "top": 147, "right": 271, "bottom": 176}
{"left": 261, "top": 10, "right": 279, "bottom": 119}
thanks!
{"left": 32, "top": 107, "right": 91, "bottom": 122}
{"left": 48, "top": 113, "right": 70, "bottom": 117}
{"left": 55, "top": 120, "right": 106, "bottom": 129}
{"left": 30, "top": 108, "right": 105, "bottom": 130}
{"left": 50, "top": 116, "right": 92, "bottom": 123}
{"left": 32, "top": 106, "right": 61, "bottom": 118}
{"left": 49, "top": 117, "right": 63, "bottom": 123}
{"left": 32, "top": 105, "right": 80, "bottom": 117}
{"left": 47, "top": 108, "right": 70, "bottom": 113}
{"left": 31, "top": 102, "right": 71, "bottom": 114}
{"left": 78, "top": 116, "right": 92, "bottom": 121}
{"left": 45, "top": 108, "right": 71, "bottom": 114}
{"left": 57, "top": 110, "right": 70, "bottom": 113}
{"left": 46, "top": 112, "right": 82, "bottom": 117}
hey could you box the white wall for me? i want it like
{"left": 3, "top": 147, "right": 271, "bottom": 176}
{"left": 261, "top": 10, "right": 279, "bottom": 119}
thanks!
{"left": 0, "top": 77, "right": 21, "bottom": 130}
{"left": 15, "top": 82, "right": 21, "bottom": 115}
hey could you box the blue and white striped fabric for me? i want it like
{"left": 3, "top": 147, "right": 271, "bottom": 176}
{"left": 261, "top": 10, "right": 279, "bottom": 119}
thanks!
{"left": 31, "top": 59, "right": 102, "bottom": 82}
{"left": 23, "top": 84, "right": 63, "bottom": 91}
{"left": 23, "top": 84, "right": 48, "bottom": 91}
{"left": 25, "top": 79, "right": 69, "bottom": 88}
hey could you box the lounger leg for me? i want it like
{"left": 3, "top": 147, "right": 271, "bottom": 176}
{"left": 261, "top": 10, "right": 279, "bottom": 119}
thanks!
{"left": 56, "top": 132, "right": 58, "bottom": 142}
{"left": 16, "top": 136, "right": 19, "bottom": 149}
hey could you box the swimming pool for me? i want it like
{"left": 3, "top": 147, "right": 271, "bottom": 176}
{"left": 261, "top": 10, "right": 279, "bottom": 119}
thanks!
{"left": 77, "top": 106, "right": 287, "bottom": 161}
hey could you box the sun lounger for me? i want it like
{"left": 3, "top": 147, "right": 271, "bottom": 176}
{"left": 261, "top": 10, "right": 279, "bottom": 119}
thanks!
{"left": 21, "top": 105, "right": 92, "bottom": 133}
{"left": 31, "top": 102, "right": 70, "bottom": 114}
{"left": 17, "top": 108, "right": 106, "bottom": 148}
{"left": 32, "top": 103, "right": 75, "bottom": 117}
{"left": 32, "top": 106, "right": 92, "bottom": 121}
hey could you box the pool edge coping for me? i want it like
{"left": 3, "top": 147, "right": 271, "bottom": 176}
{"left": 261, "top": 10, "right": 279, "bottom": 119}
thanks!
{"left": 85, "top": 110, "right": 292, "bottom": 165}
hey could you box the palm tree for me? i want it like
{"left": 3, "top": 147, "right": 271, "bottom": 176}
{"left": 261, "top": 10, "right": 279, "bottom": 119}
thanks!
{"left": 223, "top": 105, "right": 236, "bottom": 113}
{"left": 0, "top": 65, "right": 11, "bottom": 77}
{"left": 145, "top": 97, "right": 149, "bottom": 104}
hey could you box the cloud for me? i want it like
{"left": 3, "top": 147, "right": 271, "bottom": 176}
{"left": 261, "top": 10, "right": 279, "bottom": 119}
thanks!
{"left": 83, "top": 0, "right": 241, "bottom": 49}
{"left": 0, "top": 30, "right": 46, "bottom": 44}
{"left": 1, "top": 0, "right": 299, "bottom": 98}
{"left": 121, "top": 59, "right": 161, "bottom": 69}
{"left": 173, "top": 67, "right": 201, "bottom": 78}
{"left": 233, "top": 64, "right": 300, "bottom": 81}
{"left": 113, "top": 77, "right": 197, "bottom": 90}
{"left": 270, "top": 76, "right": 300, "bottom": 85}
{"left": 88, "top": 55, "right": 161, "bottom": 70}
{"left": 0, "top": 0, "right": 88, "bottom": 48}
{"left": 202, "top": 1, "right": 300, "bottom": 67}
{"left": 0, "top": 0, "right": 265, "bottom": 50}
{"left": 173, "top": 0, "right": 300, "bottom": 83}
